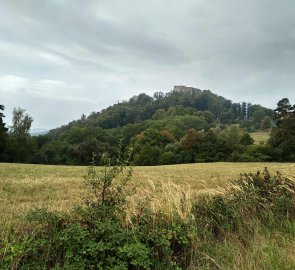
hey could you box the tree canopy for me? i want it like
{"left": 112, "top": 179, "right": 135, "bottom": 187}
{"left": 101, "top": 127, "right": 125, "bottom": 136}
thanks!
{"left": 0, "top": 104, "right": 8, "bottom": 161}
{"left": 1, "top": 91, "right": 289, "bottom": 165}
{"left": 269, "top": 98, "right": 295, "bottom": 161}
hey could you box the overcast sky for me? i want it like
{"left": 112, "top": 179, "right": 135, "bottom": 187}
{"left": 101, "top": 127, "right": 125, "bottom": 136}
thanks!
{"left": 1, "top": 0, "right": 295, "bottom": 130}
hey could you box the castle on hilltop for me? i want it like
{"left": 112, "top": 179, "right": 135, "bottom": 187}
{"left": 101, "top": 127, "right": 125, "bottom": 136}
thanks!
{"left": 173, "top": 85, "right": 202, "bottom": 95}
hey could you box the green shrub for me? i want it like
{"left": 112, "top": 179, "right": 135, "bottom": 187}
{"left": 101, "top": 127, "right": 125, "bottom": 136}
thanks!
{"left": 192, "top": 168, "right": 295, "bottom": 242}
{"left": 192, "top": 195, "right": 244, "bottom": 239}
{"left": 233, "top": 168, "right": 295, "bottom": 222}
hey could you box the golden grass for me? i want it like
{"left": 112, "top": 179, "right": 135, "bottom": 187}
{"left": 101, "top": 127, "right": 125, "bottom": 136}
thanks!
{"left": 250, "top": 131, "right": 271, "bottom": 144}
{"left": 1, "top": 162, "right": 295, "bottom": 234}
{"left": 2, "top": 162, "right": 295, "bottom": 269}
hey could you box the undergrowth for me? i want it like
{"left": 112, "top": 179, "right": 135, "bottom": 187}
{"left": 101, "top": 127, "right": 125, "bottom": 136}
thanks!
{"left": 1, "top": 149, "right": 295, "bottom": 270}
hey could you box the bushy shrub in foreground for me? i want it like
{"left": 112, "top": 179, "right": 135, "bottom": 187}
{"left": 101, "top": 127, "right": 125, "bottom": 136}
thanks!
{"left": 193, "top": 168, "right": 295, "bottom": 238}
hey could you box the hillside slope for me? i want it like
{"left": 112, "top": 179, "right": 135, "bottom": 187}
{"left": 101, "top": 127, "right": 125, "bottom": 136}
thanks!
{"left": 33, "top": 86, "right": 273, "bottom": 165}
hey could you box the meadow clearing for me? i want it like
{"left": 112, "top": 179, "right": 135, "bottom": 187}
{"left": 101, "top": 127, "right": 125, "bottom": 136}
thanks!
{"left": 1, "top": 161, "right": 295, "bottom": 232}
{"left": 2, "top": 162, "right": 295, "bottom": 269}
{"left": 250, "top": 131, "right": 270, "bottom": 144}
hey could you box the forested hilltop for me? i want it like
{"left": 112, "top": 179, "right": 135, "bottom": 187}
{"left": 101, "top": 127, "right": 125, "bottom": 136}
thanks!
{"left": 52, "top": 85, "right": 273, "bottom": 131}
{"left": 2, "top": 85, "right": 295, "bottom": 165}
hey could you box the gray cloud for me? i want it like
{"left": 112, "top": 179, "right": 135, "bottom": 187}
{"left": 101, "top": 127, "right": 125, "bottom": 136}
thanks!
{"left": 0, "top": 0, "right": 295, "bottom": 129}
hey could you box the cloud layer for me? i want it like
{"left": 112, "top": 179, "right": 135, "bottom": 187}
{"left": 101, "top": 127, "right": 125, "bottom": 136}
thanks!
{"left": 1, "top": 0, "right": 294, "bottom": 129}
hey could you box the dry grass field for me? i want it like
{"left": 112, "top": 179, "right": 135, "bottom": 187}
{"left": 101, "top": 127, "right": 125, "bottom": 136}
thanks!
{"left": 250, "top": 131, "right": 271, "bottom": 144}
{"left": 1, "top": 162, "right": 295, "bottom": 233}
{"left": 2, "top": 162, "right": 295, "bottom": 269}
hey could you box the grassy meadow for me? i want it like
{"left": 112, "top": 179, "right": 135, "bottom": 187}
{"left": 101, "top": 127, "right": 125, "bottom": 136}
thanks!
{"left": 2, "top": 162, "right": 295, "bottom": 269}
{"left": 1, "top": 162, "right": 295, "bottom": 230}
{"left": 250, "top": 131, "right": 271, "bottom": 144}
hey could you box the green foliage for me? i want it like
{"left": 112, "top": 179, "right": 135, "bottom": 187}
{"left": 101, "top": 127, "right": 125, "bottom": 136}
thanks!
{"left": 152, "top": 108, "right": 166, "bottom": 120}
{"left": 132, "top": 128, "right": 175, "bottom": 165}
{"left": 132, "top": 126, "right": 258, "bottom": 165}
{"left": 39, "top": 140, "right": 70, "bottom": 164}
{"left": 274, "top": 98, "right": 294, "bottom": 120}
{"left": 252, "top": 109, "right": 267, "bottom": 129}
{"left": 193, "top": 195, "right": 243, "bottom": 238}
{"left": 180, "top": 129, "right": 204, "bottom": 152}
{"left": 10, "top": 107, "right": 33, "bottom": 138}
{"left": 83, "top": 144, "right": 133, "bottom": 211}
{"left": 2, "top": 91, "right": 282, "bottom": 165}
{"left": 192, "top": 168, "right": 295, "bottom": 247}
{"left": 222, "top": 125, "right": 242, "bottom": 149}
{"left": 260, "top": 116, "right": 274, "bottom": 131}
{"left": 6, "top": 107, "right": 36, "bottom": 163}
{"left": 158, "top": 151, "right": 178, "bottom": 165}
{"left": 240, "top": 133, "right": 254, "bottom": 146}
{"left": 269, "top": 99, "right": 295, "bottom": 161}
{"left": 196, "top": 129, "right": 227, "bottom": 162}
{"left": 0, "top": 104, "right": 8, "bottom": 161}
{"left": 133, "top": 144, "right": 162, "bottom": 166}
{"left": 229, "top": 144, "right": 271, "bottom": 162}
{"left": 30, "top": 89, "right": 275, "bottom": 165}
{"left": 233, "top": 168, "right": 295, "bottom": 221}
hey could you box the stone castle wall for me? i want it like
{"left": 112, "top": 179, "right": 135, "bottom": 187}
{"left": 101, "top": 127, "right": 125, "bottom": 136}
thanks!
{"left": 173, "top": 85, "right": 202, "bottom": 95}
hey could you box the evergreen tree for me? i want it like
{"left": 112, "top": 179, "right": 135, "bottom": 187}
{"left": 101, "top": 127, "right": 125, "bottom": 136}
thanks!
{"left": 274, "top": 98, "right": 294, "bottom": 120}
{"left": 0, "top": 105, "right": 8, "bottom": 161}
{"left": 269, "top": 98, "right": 295, "bottom": 161}
{"left": 246, "top": 103, "right": 252, "bottom": 119}
{"left": 241, "top": 102, "right": 247, "bottom": 119}
{"left": 240, "top": 133, "right": 254, "bottom": 146}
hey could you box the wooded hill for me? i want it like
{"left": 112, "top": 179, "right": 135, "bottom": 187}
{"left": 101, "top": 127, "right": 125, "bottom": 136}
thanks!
{"left": 52, "top": 86, "right": 272, "bottom": 133}
{"left": 29, "top": 86, "right": 272, "bottom": 165}
{"left": 1, "top": 86, "right": 277, "bottom": 165}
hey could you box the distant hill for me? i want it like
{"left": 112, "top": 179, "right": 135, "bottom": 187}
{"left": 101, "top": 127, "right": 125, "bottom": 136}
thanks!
{"left": 33, "top": 86, "right": 274, "bottom": 165}
{"left": 30, "top": 128, "right": 49, "bottom": 136}
{"left": 49, "top": 85, "right": 272, "bottom": 134}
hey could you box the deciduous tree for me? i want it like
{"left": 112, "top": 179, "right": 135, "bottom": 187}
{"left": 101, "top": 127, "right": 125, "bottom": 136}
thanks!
{"left": 9, "top": 107, "right": 35, "bottom": 162}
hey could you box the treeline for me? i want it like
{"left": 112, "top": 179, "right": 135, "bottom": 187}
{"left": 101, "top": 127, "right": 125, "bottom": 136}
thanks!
{"left": 1, "top": 88, "right": 293, "bottom": 165}
{"left": 55, "top": 88, "right": 273, "bottom": 131}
